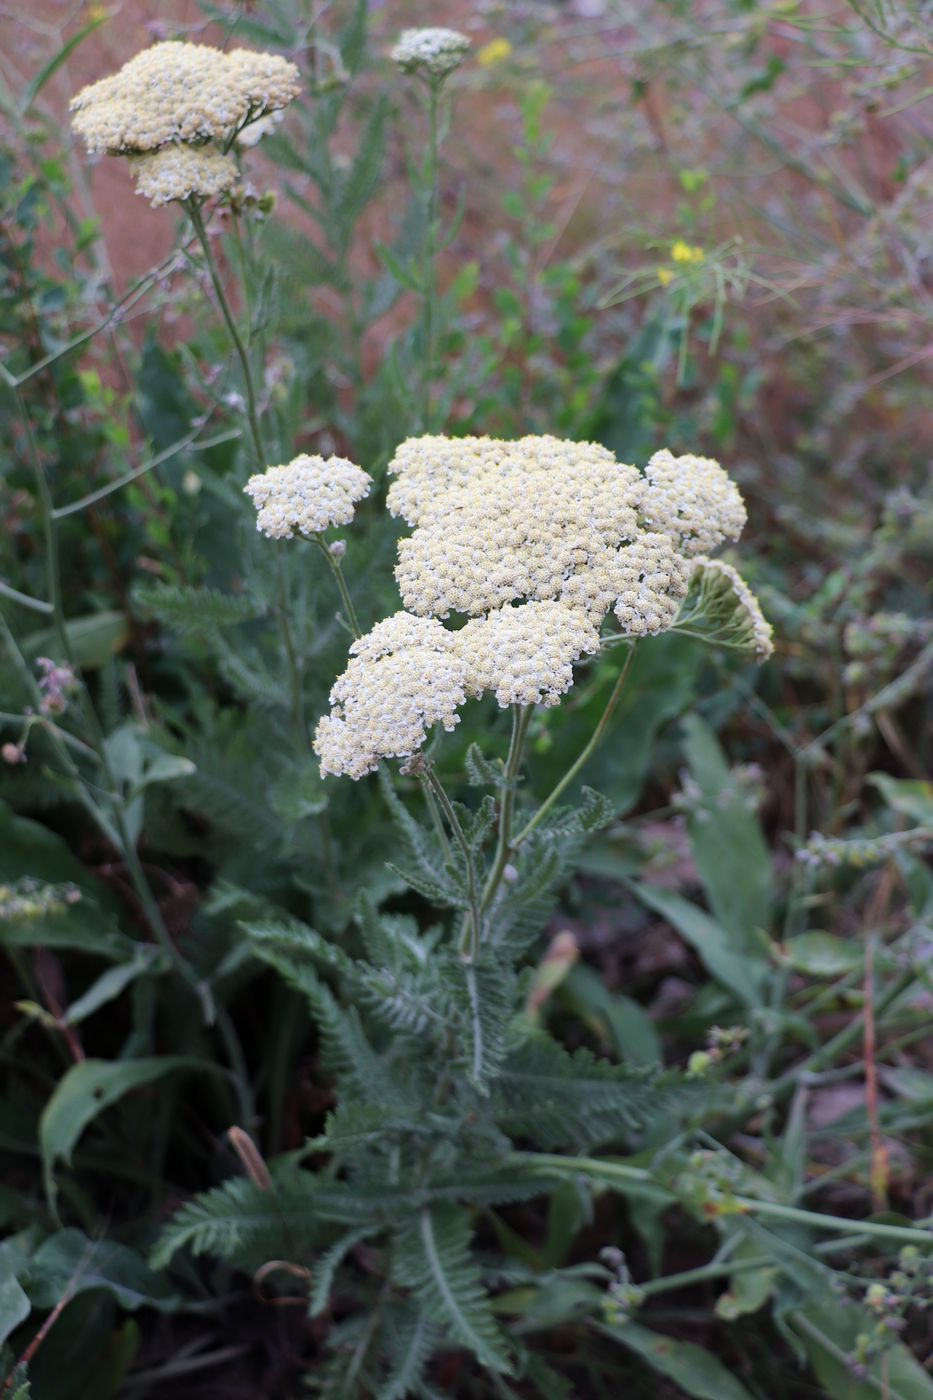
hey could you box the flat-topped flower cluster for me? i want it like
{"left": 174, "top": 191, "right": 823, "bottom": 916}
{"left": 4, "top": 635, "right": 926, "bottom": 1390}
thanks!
{"left": 70, "top": 41, "right": 300, "bottom": 205}
{"left": 305, "top": 434, "right": 772, "bottom": 780}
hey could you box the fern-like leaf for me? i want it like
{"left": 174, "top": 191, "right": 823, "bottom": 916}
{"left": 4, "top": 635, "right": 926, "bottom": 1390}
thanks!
{"left": 310, "top": 1225, "right": 378, "bottom": 1317}
{"left": 496, "top": 1035, "right": 697, "bottom": 1150}
{"left": 134, "top": 583, "right": 263, "bottom": 636}
{"left": 380, "top": 1304, "right": 438, "bottom": 1400}
{"left": 394, "top": 1205, "right": 513, "bottom": 1375}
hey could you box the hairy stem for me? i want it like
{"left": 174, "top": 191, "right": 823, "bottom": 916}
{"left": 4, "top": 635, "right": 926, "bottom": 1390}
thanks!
{"left": 186, "top": 199, "right": 266, "bottom": 466}
{"left": 480, "top": 704, "right": 533, "bottom": 913}
{"left": 187, "top": 199, "right": 309, "bottom": 747}
{"left": 420, "top": 79, "right": 441, "bottom": 431}
{"left": 314, "top": 534, "right": 362, "bottom": 640}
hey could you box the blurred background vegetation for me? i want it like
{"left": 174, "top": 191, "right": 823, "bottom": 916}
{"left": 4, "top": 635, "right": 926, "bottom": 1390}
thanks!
{"left": 0, "top": 1, "right": 931, "bottom": 1397}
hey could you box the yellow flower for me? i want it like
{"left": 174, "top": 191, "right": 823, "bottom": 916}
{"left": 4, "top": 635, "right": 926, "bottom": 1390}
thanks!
{"left": 87, "top": 3, "right": 108, "bottom": 20}
{"left": 656, "top": 266, "right": 675, "bottom": 286}
{"left": 671, "top": 240, "right": 705, "bottom": 264}
{"left": 477, "top": 38, "right": 513, "bottom": 66}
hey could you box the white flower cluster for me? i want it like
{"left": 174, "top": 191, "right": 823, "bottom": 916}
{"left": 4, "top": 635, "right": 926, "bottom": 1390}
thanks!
{"left": 129, "top": 145, "right": 238, "bottom": 206}
{"left": 244, "top": 455, "right": 372, "bottom": 540}
{"left": 391, "top": 435, "right": 642, "bottom": 619}
{"left": 678, "top": 557, "right": 774, "bottom": 660}
{"left": 314, "top": 435, "right": 771, "bottom": 779}
{"left": 391, "top": 27, "right": 471, "bottom": 77}
{"left": 70, "top": 42, "right": 300, "bottom": 154}
{"left": 70, "top": 42, "right": 299, "bottom": 204}
{"left": 458, "top": 601, "right": 600, "bottom": 708}
{"left": 611, "top": 534, "right": 693, "bottom": 637}
{"left": 313, "top": 613, "right": 467, "bottom": 779}
{"left": 639, "top": 449, "right": 747, "bottom": 557}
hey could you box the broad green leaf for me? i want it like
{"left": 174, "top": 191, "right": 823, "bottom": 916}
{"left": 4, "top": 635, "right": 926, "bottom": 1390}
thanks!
{"left": 25, "top": 1230, "right": 179, "bottom": 1312}
{"left": 22, "top": 610, "right": 129, "bottom": 669}
{"left": 681, "top": 715, "right": 773, "bottom": 951}
{"left": 781, "top": 931, "right": 862, "bottom": 977}
{"left": 715, "top": 1239, "right": 777, "bottom": 1320}
{"left": 596, "top": 1319, "right": 755, "bottom": 1398}
{"left": 788, "top": 1300, "right": 933, "bottom": 1400}
{"left": 0, "top": 801, "right": 126, "bottom": 956}
{"left": 561, "top": 964, "right": 661, "bottom": 1066}
{"left": 40, "top": 1057, "right": 203, "bottom": 1203}
{"left": 63, "top": 949, "right": 164, "bottom": 1025}
{"left": 630, "top": 882, "right": 764, "bottom": 1006}
{"left": 869, "top": 773, "right": 933, "bottom": 826}
{"left": 0, "top": 1272, "right": 30, "bottom": 1347}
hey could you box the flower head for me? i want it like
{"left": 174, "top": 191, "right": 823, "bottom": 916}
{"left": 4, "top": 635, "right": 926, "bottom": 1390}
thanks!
{"left": 391, "top": 27, "right": 471, "bottom": 78}
{"left": 677, "top": 557, "right": 774, "bottom": 660}
{"left": 611, "top": 533, "right": 692, "bottom": 636}
{"left": 129, "top": 144, "right": 238, "bottom": 206}
{"left": 314, "top": 613, "right": 467, "bottom": 779}
{"left": 457, "top": 601, "right": 600, "bottom": 708}
{"left": 390, "top": 435, "right": 641, "bottom": 618}
{"left": 70, "top": 41, "right": 300, "bottom": 156}
{"left": 244, "top": 455, "right": 371, "bottom": 540}
{"left": 639, "top": 449, "right": 747, "bottom": 557}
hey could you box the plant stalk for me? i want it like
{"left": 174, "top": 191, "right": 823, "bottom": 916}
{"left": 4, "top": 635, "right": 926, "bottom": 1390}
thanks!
{"left": 480, "top": 704, "right": 533, "bottom": 913}
{"left": 514, "top": 643, "right": 637, "bottom": 848}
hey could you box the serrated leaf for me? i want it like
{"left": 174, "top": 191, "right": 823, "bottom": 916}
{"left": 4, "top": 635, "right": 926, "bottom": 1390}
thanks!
{"left": 394, "top": 1206, "right": 513, "bottom": 1374}
{"left": 133, "top": 583, "right": 263, "bottom": 637}
{"left": 310, "top": 1226, "right": 377, "bottom": 1317}
{"left": 464, "top": 744, "right": 509, "bottom": 788}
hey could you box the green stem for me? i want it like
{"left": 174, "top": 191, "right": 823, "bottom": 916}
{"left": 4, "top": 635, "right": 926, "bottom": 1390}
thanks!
{"left": 423, "top": 765, "right": 482, "bottom": 962}
{"left": 637, "top": 1253, "right": 774, "bottom": 1298}
{"left": 514, "top": 643, "right": 637, "bottom": 848}
{"left": 420, "top": 79, "right": 441, "bottom": 431}
{"left": 314, "top": 535, "right": 362, "bottom": 639}
{"left": 480, "top": 705, "right": 533, "bottom": 913}
{"left": 275, "top": 551, "right": 305, "bottom": 748}
{"left": 188, "top": 199, "right": 309, "bottom": 749}
{"left": 517, "top": 1152, "right": 933, "bottom": 1245}
{"left": 186, "top": 199, "right": 266, "bottom": 466}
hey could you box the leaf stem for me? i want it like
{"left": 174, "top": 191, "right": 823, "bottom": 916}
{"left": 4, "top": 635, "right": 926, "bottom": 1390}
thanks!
{"left": 514, "top": 643, "right": 637, "bottom": 848}
{"left": 516, "top": 1152, "right": 933, "bottom": 1245}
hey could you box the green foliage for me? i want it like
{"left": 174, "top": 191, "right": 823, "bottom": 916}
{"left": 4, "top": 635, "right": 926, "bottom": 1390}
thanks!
{"left": 394, "top": 1206, "right": 513, "bottom": 1374}
{"left": 2, "top": 0, "right": 932, "bottom": 1395}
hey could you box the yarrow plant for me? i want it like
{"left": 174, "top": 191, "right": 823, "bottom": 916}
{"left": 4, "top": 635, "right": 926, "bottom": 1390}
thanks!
{"left": 8, "top": 13, "right": 925, "bottom": 1397}
{"left": 390, "top": 27, "right": 472, "bottom": 79}
{"left": 310, "top": 433, "right": 768, "bottom": 786}
{"left": 69, "top": 41, "right": 300, "bottom": 204}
